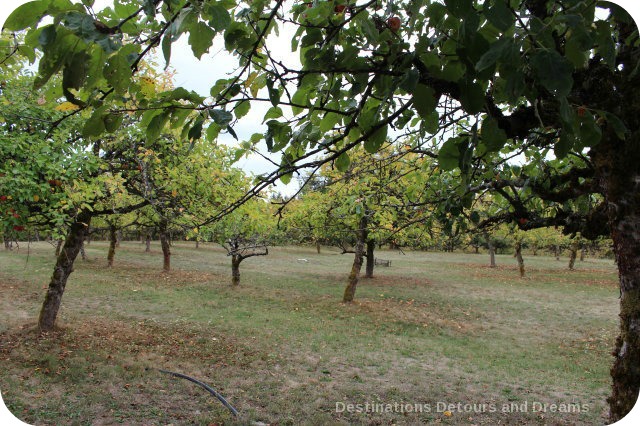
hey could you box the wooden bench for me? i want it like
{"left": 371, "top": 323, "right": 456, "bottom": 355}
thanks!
{"left": 375, "top": 258, "right": 391, "bottom": 267}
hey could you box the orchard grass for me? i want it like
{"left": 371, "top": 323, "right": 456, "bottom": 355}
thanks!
{"left": 0, "top": 242, "right": 618, "bottom": 425}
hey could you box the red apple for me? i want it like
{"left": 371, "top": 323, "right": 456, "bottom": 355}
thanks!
{"left": 518, "top": 218, "right": 528, "bottom": 226}
{"left": 13, "top": 225, "right": 24, "bottom": 232}
{"left": 0, "top": 195, "right": 6, "bottom": 202}
{"left": 387, "top": 16, "right": 401, "bottom": 33}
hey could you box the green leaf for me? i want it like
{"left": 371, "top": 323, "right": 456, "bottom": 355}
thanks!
{"left": 147, "top": 112, "right": 170, "bottom": 142}
{"left": 412, "top": 84, "right": 437, "bottom": 119}
{"left": 475, "top": 38, "right": 511, "bottom": 72}
{"left": 319, "top": 112, "right": 341, "bottom": 132}
{"left": 439, "top": 137, "right": 461, "bottom": 171}
{"left": 529, "top": 49, "right": 573, "bottom": 97}
{"left": 161, "top": 34, "right": 171, "bottom": 68}
{"left": 227, "top": 125, "right": 238, "bottom": 140}
{"left": 458, "top": 79, "right": 485, "bottom": 114}
{"left": 425, "top": 111, "right": 440, "bottom": 134}
{"left": 578, "top": 112, "right": 602, "bottom": 148}
{"left": 234, "top": 100, "right": 251, "bottom": 119}
{"left": 2, "top": 0, "right": 48, "bottom": 31}
{"left": 266, "top": 78, "right": 280, "bottom": 107}
{"left": 444, "top": 0, "right": 473, "bottom": 18}
{"left": 280, "top": 173, "right": 292, "bottom": 185}
{"left": 263, "top": 106, "right": 283, "bottom": 122}
{"left": 399, "top": 69, "right": 420, "bottom": 92}
{"left": 335, "top": 152, "right": 350, "bottom": 172}
{"left": 104, "top": 51, "right": 132, "bottom": 94}
{"left": 364, "top": 125, "right": 387, "bottom": 153}
{"left": 188, "top": 117, "right": 204, "bottom": 141}
{"left": 481, "top": 117, "right": 508, "bottom": 152}
{"left": 604, "top": 112, "right": 627, "bottom": 140}
{"left": 208, "top": 4, "right": 231, "bottom": 31}
{"left": 188, "top": 21, "right": 216, "bottom": 59}
{"left": 103, "top": 113, "right": 123, "bottom": 133}
{"left": 484, "top": 0, "right": 514, "bottom": 32}
{"left": 595, "top": 21, "right": 616, "bottom": 70}
{"left": 82, "top": 106, "right": 107, "bottom": 138}
{"left": 554, "top": 131, "right": 574, "bottom": 159}
{"left": 209, "top": 109, "right": 233, "bottom": 126}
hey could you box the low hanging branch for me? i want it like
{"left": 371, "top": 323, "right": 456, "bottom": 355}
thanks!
{"left": 155, "top": 368, "right": 239, "bottom": 417}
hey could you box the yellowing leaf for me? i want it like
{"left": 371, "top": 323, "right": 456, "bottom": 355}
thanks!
{"left": 171, "top": 189, "right": 178, "bottom": 197}
{"left": 55, "top": 102, "right": 80, "bottom": 112}
{"left": 139, "top": 76, "right": 156, "bottom": 97}
{"left": 33, "top": 195, "right": 40, "bottom": 202}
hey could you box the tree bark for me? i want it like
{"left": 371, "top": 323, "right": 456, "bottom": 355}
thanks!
{"left": 515, "top": 241, "right": 525, "bottom": 278}
{"left": 489, "top": 244, "right": 496, "bottom": 268}
{"left": 145, "top": 233, "right": 151, "bottom": 253}
{"left": 343, "top": 215, "right": 367, "bottom": 303}
{"left": 568, "top": 241, "right": 578, "bottom": 271}
{"left": 364, "top": 239, "right": 375, "bottom": 278}
{"left": 231, "top": 255, "right": 241, "bottom": 286}
{"left": 195, "top": 239, "right": 199, "bottom": 249}
{"left": 79, "top": 241, "right": 87, "bottom": 261}
{"left": 159, "top": 219, "right": 171, "bottom": 271}
{"left": 55, "top": 239, "right": 63, "bottom": 257}
{"left": 107, "top": 224, "right": 117, "bottom": 267}
{"left": 316, "top": 240, "right": 321, "bottom": 254}
{"left": 597, "top": 133, "right": 640, "bottom": 422}
{"left": 38, "top": 211, "right": 92, "bottom": 331}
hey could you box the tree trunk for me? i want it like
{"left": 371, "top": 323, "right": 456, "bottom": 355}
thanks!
{"left": 195, "top": 239, "right": 199, "bottom": 249}
{"left": 55, "top": 239, "right": 63, "bottom": 257}
{"left": 34, "top": 229, "right": 40, "bottom": 242}
{"left": 343, "top": 215, "right": 367, "bottom": 303}
{"left": 159, "top": 219, "right": 171, "bottom": 272}
{"left": 3, "top": 235, "right": 9, "bottom": 250}
{"left": 474, "top": 246, "right": 479, "bottom": 254}
{"left": 568, "top": 241, "right": 578, "bottom": 271}
{"left": 554, "top": 245, "right": 560, "bottom": 260}
{"left": 580, "top": 247, "right": 586, "bottom": 262}
{"left": 231, "top": 255, "right": 242, "bottom": 286}
{"left": 145, "top": 233, "right": 151, "bottom": 253}
{"left": 116, "top": 229, "right": 122, "bottom": 247}
{"left": 79, "top": 241, "right": 87, "bottom": 261}
{"left": 316, "top": 240, "right": 321, "bottom": 254}
{"left": 489, "top": 245, "right": 496, "bottom": 268}
{"left": 515, "top": 241, "right": 525, "bottom": 278}
{"left": 364, "top": 239, "right": 375, "bottom": 278}
{"left": 107, "top": 224, "right": 117, "bottom": 267}
{"left": 597, "top": 132, "right": 640, "bottom": 422}
{"left": 38, "top": 212, "right": 92, "bottom": 331}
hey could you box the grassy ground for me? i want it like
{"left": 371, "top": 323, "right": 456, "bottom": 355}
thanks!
{"left": 0, "top": 241, "right": 619, "bottom": 425}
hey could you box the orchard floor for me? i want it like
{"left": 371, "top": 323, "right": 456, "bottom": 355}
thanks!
{"left": 0, "top": 242, "right": 620, "bottom": 425}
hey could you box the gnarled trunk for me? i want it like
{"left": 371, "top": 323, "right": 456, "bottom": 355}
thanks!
{"left": 38, "top": 211, "right": 92, "bottom": 331}
{"left": 159, "top": 219, "right": 171, "bottom": 271}
{"left": 598, "top": 131, "right": 640, "bottom": 422}
{"left": 515, "top": 241, "right": 525, "bottom": 278}
{"left": 364, "top": 239, "right": 375, "bottom": 278}
{"left": 343, "top": 215, "right": 367, "bottom": 303}
{"left": 107, "top": 224, "right": 117, "bottom": 267}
